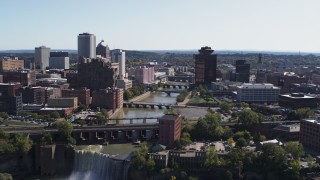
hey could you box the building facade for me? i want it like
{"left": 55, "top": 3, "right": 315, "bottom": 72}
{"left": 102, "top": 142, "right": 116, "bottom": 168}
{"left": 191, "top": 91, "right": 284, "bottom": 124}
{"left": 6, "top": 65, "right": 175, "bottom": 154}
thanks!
{"left": 77, "top": 59, "right": 117, "bottom": 92}
{"left": 96, "top": 40, "right": 110, "bottom": 61}
{"left": 47, "top": 97, "right": 78, "bottom": 109}
{"left": 194, "top": 46, "right": 217, "bottom": 84}
{"left": 78, "top": 33, "right": 96, "bottom": 60}
{"left": 35, "top": 46, "right": 50, "bottom": 70}
{"left": 300, "top": 119, "right": 320, "bottom": 152}
{"left": 128, "top": 66, "right": 155, "bottom": 84}
{"left": 279, "top": 93, "right": 318, "bottom": 109}
{"left": 17, "top": 86, "right": 46, "bottom": 104}
{"left": 2, "top": 70, "right": 36, "bottom": 86}
{"left": 49, "top": 52, "right": 70, "bottom": 69}
{"left": 61, "top": 87, "right": 91, "bottom": 106}
{"left": 0, "top": 83, "right": 22, "bottom": 115}
{"left": 235, "top": 60, "right": 250, "bottom": 83}
{"left": 0, "top": 57, "right": 24, "bottom": 71}
{"left": 159, "top": 114, "right": 181, "bottom": 148}
{"left": 91, "top": 88, "right": 123, "bottom": 110}
{"left": 236, "top": 83, "right": 280, "bottom": 103}
{"left": 111, "top": 49, "right": 126, "bottom": 79}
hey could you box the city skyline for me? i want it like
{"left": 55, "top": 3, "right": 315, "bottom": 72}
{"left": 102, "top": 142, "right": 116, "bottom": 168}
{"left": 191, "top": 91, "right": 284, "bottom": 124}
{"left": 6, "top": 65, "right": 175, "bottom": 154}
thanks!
{"left": 1, "top": 0, "right": 320, "bottom": 52}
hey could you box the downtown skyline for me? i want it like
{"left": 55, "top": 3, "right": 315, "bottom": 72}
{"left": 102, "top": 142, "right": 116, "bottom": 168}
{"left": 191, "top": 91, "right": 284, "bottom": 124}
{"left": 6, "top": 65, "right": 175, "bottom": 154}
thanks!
{"left": 1, "top": 0, "right": 320, "bottom": 52}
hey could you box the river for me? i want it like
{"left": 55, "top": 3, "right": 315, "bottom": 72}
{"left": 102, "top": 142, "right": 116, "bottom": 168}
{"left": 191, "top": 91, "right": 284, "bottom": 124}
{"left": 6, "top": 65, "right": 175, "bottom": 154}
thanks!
{"left": 33, "top": 92, "right": 209, "bottom": 180}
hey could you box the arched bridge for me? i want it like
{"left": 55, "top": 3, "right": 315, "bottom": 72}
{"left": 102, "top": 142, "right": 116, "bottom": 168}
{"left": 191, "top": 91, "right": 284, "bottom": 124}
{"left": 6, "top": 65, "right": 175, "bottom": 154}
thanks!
{"left": 123, "top": 101, "right": 173, "bottom": 109}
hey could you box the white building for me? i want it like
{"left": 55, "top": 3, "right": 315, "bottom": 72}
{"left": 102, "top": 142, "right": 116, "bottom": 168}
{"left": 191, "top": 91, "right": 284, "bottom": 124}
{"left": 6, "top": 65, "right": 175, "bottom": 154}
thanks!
{"left": 49, "top": 52, "right": 69, "bottom": 69}
{"left": 35, "top": 46, "right": 50, "bottom": 70}
{"left": 78, "top": 33, "right": 96, "bottom": 60}
{"left": 236, "top": 83, "right": 280, "bottom": 103}
{"left": 111, "top": 49, "right": 125, "bottom": 79}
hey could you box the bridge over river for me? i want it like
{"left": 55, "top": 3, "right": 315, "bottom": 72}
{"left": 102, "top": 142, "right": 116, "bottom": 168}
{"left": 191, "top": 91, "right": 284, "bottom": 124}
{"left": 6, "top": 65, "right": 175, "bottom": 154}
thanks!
{"left": 123, "top": 101, "right": 173, "bottom": 109}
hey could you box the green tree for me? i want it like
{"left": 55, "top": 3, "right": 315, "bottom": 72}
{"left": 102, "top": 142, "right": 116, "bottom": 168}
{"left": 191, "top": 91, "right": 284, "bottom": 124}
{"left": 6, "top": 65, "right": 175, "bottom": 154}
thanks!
{"left": 238, "top": 109, "right": 260, "bottom": 127}
{"left": 253, "top": 133, "right": 266, "bottom": 144}
{"left": 3, "top": 133, "right": 33, "bottom": 154}
{"left": 284, "top": 142, "right": 304, "bottom": 160}
{"left": 179, "top": 132, "right": 192, "bottom": 147}
{"left": 41, "top": 133, "right": 53, "bottom": 145}
{"left": 205, "top": 147, "right": 225, "bottom": 168}
{"left": 0, "top": 112, "right": 9, "bottom": 120}
{"left": 50, "top": 111, "right": 60, "bottom": 119}
{"left": 220, "top": 102, "right": 231, "bottom": 114}
{"left": 0, "top": 173, "right": 13, "bottom": 180}
{"left": 296, "top": 107, "right": 314, "bottom": 120}
{"left": 53, "top": 120, "right": 73, "bottom": 142}
{"left": 236, "top": 137, "right": 247, "bottom": 148}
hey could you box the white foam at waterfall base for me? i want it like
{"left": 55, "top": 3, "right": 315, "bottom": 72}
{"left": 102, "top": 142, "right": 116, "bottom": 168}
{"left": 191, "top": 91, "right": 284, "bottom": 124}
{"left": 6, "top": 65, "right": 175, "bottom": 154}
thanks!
{"left": 69, "top": 150, "right": 129, "bottom": 180}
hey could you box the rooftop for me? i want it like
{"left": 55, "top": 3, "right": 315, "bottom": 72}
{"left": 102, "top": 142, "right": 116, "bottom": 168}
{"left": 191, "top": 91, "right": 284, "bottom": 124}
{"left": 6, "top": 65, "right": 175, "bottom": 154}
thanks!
{"left": 160, "top": 114, "right": 181, "bottom": 121}
{"left": 238, "top": 83, "right": 279, "bottom": 89}
{"left": 280, "top": 93, "right": 315, "bottom": 99}
{"left": 302, "top": 119, "right": 320, "bottom": 125}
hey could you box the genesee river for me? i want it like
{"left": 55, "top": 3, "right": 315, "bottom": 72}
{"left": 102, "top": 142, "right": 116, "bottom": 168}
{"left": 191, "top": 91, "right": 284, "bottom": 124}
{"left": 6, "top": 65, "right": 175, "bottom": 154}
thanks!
{"left": 32, "top": 91, "right": 209, "bottom": 180}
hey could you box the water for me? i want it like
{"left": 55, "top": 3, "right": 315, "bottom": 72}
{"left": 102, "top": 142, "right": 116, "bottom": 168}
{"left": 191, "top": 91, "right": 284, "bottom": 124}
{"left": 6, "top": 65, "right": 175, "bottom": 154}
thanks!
{"left": 112, "top": 92, "right": 179, "bottom": 123}
{"left": 69, "top": 150, "right": 130, "bottom": 180}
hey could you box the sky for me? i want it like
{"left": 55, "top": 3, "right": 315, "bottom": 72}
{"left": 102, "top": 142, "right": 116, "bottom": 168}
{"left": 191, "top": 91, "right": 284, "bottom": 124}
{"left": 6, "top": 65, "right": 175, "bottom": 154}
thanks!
{"left": 1, "top": 0, "right": 320, "bottom": 52}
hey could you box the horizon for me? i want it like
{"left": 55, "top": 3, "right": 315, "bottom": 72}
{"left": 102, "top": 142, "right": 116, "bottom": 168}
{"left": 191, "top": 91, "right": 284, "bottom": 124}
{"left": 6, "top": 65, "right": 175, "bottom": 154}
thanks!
{"left": 1, "top": 0, "right": 320, "bottom": 52}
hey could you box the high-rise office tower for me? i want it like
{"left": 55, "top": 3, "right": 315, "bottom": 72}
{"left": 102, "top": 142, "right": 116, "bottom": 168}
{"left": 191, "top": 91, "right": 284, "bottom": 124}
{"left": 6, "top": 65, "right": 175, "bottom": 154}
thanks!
{"left": 235, "top": 60, "right": 250, "bottom": 83}
{"left": 96, "top": 40, "right": 111, "bottom": 61}
{"left": 78, "top": 33, "right": 96, "bottom": 60}
{"left": 111, "top": 49, "right": 125, "bottom": 79}
{"left": 35, "top": 46, "right": 50, "bottom": 70}
{"left": 194, "top": 46, "right": 217, "bottom": 84}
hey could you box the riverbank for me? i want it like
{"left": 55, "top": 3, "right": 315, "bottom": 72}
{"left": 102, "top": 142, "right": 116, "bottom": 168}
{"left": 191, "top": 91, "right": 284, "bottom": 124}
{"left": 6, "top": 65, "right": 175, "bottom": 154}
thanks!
{"left": 129, "top": 91, "right": 151, "bottom": 102}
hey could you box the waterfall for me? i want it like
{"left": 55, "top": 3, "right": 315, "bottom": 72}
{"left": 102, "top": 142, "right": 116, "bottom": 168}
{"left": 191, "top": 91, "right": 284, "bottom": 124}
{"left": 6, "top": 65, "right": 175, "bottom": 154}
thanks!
{"left": 69, "top": 150, "right": 130, "bottom": 180}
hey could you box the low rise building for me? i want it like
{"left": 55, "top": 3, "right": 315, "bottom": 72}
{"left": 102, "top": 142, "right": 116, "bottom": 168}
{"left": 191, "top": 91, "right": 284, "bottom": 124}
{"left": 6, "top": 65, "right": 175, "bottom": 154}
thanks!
{"left": 2, "top": 70, "right": 36, "bottom": 86}
{"left": 236, "top": 83, "right": 280, "bottom": 103}
{"left": 61, "top": 87, "right": 91, "bottom": 106}
{"left": 47, "top": 97, "right": 78, "bottom": 109}
{"left": 272, "top": 124, "right": 300, "bottom": 141}
{"left": 279, "top": 93, "right": 318, "bottom": 109}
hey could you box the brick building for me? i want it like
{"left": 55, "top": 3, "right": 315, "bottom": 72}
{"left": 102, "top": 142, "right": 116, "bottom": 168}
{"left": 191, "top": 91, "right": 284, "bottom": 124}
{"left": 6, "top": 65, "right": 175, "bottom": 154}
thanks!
{"left": 91, "top": 88, "right": 123, "bottom": 111}
{"left": 0, "top": 58, "right": 24, "bottom": 71}
{"left": 17, "top": 86, "right": 46, "bottom": 104}
{"left": 159, "top": 114, "right": 182, "bottom": 148}
{"left": 2, "top": 70, "right": 36, "bottom": 86}
{"left": 0, "top": 83, "right": 22, "bottom": 115}
{"left": 300, "top": 119, "right": 320, "bottom": 152}
{"left": 77, "top": 59, "right": 117, "bottom": 92}
{"left": 47, "top": 97, "right": 78, "bottom": 109}
{"left": 194, "top": 46, "right": 217, "bottom": 84}
{"left": 61, "top": 87, "right": 91, "bottom": 106}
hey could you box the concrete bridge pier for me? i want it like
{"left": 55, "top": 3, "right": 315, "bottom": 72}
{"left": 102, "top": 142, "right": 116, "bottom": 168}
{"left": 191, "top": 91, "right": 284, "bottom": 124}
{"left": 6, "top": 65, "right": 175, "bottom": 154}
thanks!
{"left": 72, "top": 132, "right": 81, "bottom": 142}
{"left": 135, "top": 104, "right": 140, "bottom": 108}
{"left": 130, "top": 119, "right": 133, "bottom": 124}
{"left": 157, "top": 105, "right": 163, "bottom": 109}
{"left": 132, "top": 130, "right": 138, "bottom": 140}
{"left": 143, "top": 119, "right": 146, "bottom": 124}
{"left": 140, "top": 130, "right": 146, "bottom": 139}
{"left": 126, "top": 130, "right": 133, "bottom": 141}
{"left": 142, "top": 104, "right": 147, "bottom": 108}
{"left": 165, "top": 106, "right": 171, "bottom": 109}
{"left": 145, "top": 130, "right": 154, "bottom": 141}
{"left": 118, "top": 131, "right": 125, "bottom": 141}
{"left": 88, "top": 132, "right": 96, "bottom": 143}
{"left": 150, "top": 105, "right": 155, "bottom": 109}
